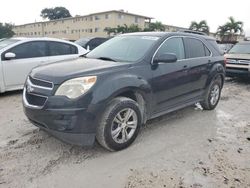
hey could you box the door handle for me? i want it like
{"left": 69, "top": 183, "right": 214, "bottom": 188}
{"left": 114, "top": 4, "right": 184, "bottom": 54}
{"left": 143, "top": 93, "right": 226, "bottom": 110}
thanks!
{"left": 183, "top": 65, "right": 188, "bottom": 69}
{"left": 207, "top": 60, "right": 212, "bottom": 66}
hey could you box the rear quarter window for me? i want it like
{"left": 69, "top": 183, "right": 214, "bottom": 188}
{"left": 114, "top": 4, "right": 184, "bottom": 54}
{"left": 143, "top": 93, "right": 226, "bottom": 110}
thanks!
{"left": 206, "top": 39, "right": 222, "bottom": 55}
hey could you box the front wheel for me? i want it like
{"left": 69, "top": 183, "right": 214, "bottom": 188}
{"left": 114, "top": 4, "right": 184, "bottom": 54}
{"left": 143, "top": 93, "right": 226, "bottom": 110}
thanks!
{"left": 201, "top": 77, "right": 222, "bottom": 110}
{"left": 96, "top": 97, "right": 142, "bottom": 151}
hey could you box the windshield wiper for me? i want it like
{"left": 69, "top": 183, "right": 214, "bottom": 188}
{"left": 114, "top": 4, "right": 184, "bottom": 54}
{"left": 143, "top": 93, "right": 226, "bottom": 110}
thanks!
{"left": 79, "top": 54, "right": 87, "bottom": 58}
{"left": 96, "top": 57, "right": 117, "bottom": 62}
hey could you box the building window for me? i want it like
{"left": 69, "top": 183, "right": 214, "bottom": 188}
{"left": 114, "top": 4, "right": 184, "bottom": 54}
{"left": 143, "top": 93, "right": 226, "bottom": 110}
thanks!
{"left": 95, "top": 28, "right": 100, "bottom": 32}
{"left": 71, "top": 30, "right": 74, "bottom": 34}
{"left": 135, "top": 17, "right": 139, "bottom": 23}
{"left": 89, "top": 29, "right": 93, "bottom": 33}
{"left": 105, "top": 14, "right": 110, "bottom": 19}
{"left": 34, "top": 32, "right": 37, "bottom": 35}
{"left": 89, "top": 16, "right": 93, "bottom": 21}
{"left": 95, "top": 16, "right": 100, "bottom": 20}
{"left": 118, "top": 14, "right": 124, "bottom": 19}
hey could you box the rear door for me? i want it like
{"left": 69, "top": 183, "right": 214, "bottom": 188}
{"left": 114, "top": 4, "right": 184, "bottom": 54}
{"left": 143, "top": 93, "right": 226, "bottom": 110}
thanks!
{"left": 183, "top": 37, "right": 212, "bottom": 95}
{"left": 47, "top": 41, "right": 79, "bottom": 63}
{"left": 2, "top": 41, "right": 48, "bottom": 88}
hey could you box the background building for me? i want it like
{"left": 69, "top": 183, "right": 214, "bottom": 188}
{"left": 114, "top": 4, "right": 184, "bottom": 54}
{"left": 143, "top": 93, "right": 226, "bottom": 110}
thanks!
{"left": 13, "top": 10, "right": 152, "bottom": 41}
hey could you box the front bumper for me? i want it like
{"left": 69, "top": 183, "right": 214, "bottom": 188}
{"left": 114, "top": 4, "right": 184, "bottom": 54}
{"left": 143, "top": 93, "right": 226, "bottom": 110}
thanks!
{"left": 226, "top": 69, "right": 250, "bottom": 77}
{"left": 23, "top": 88, "right": 100, "bottom": 146}
{"left": 226, "top": 63, "right": 250, "bottom": 78}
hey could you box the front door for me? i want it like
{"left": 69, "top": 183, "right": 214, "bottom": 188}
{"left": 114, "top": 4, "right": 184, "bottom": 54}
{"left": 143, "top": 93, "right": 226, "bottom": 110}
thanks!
{"left": 2, "top": 41, "right": 48, "bottom": 88}
{"left": 151, "top": 37, "right": 193, "bottom": 113}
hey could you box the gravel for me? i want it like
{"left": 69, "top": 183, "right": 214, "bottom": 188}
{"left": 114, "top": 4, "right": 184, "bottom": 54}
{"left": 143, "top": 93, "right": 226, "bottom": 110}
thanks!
{"left": 0, "top": 78, "right": 249, "bottom": 188}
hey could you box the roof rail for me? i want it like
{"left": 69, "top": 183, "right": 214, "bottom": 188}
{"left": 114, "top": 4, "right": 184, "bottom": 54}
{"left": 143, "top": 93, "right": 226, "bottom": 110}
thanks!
{"left": 177, "top": 29, "right": 207, "bottom": 36}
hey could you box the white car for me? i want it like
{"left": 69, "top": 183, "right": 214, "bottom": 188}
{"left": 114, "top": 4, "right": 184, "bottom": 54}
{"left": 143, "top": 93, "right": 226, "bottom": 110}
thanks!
{"left": 0, "top": 37, "right": 87, "bottom": 93}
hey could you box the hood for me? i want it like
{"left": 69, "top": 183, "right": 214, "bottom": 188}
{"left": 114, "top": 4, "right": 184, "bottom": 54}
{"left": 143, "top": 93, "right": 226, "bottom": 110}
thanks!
{"left": 30, "top": 58, "right": 132, "bottom": 84}
{"left": 225, "top": 53, "right": 250, "bottom": 60}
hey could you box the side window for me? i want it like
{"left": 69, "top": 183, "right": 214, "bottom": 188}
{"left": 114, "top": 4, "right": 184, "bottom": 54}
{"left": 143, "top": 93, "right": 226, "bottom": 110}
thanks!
{"left": 6, "top": 41, "right": 47, "bottom": 59}
{"left": 185, "top": 38, "right": 210, "bottom": 58}
{"left": 48, "top": 42, "right": 78, "bottom": 56}
{"left": 156, "top": 37, "right": 185, "bottom": 60}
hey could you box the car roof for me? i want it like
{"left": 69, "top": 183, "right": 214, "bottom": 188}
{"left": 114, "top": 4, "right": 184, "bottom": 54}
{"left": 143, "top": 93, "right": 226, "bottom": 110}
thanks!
{"left": 121, "top": 31, "right": 215, "bottom": 40}
{"left": 11, "top": 37, "right": 73, "bottom": 43}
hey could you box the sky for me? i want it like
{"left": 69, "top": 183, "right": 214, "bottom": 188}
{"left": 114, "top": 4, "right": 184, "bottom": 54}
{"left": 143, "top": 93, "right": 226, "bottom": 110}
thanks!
{"left": 0, "top": 0, "right": 250, "bottom": 35}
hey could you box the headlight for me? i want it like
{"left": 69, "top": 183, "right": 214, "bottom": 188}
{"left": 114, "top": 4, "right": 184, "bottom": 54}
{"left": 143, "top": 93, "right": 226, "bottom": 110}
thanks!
{"left": 55, "top": 76, "right": 97, "bottom": 99}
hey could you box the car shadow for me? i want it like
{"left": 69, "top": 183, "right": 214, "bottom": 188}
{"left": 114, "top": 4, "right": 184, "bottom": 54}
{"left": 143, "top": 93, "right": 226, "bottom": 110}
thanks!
{"left": 0, "top": 89, "right": 23, "bottom": 97}
{"left": 225, "top": 77, "right": 250, "bottom": 85}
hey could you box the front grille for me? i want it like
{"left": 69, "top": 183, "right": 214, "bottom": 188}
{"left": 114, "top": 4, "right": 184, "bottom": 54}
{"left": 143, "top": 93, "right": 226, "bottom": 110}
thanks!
{"left": 25, "top": 92, "right": 47, "bottom": 107}
{"left": 29, "top": 76, "right": 53, "bottom": 89}
{"left": 239, "top": 60, "right": 250, "bottom": 64}
{"left": 227, "top": 59, "right": 250, "bottom": 65}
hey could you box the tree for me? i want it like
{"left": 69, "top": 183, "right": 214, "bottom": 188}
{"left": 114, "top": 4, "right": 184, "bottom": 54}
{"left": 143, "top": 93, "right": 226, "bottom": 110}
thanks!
{"left": 216, "top": 17, "right": 243, "bottom": 42}
{"left": 41, "top": 7, "right": 72, "bottom": 20}
{"left": 0, "top": 23, "right": 15, "bottom": 38}
{"left": 104, "top": 24, "right": 142, "bottom": 36}
{"left": 144, "top": 21, "right": 165, "bottom": 32}
{"left": 104, "top": 27, "right": 117, "bottom": 36}
{"left": 189, "top": 20, "right": 209, "bottom": 34}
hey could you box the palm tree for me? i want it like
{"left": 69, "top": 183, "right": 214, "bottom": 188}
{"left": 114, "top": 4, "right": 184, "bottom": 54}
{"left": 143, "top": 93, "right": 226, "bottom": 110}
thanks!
{"left": 144, "top": 21, "right": 165, "bottom": 32}
{"left": 104, "top": 27, "right": 117, "bottom": 36}
{"left": 225, "top": 17, "right": 243, "bottom": 34}
{"left": 189, "top": 20, "right": 210, "bottom": 34}
{"left": 216, "top": 17, "right": 243, "bottom": 42}
{"left": 216, "top": 25, "right": 228, "bottom": 39}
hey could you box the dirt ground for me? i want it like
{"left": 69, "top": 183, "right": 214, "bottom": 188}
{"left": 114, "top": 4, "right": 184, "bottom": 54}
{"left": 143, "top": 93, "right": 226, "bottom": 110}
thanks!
{"left": 0, "top": 78, "right": 250, "bottom": 188}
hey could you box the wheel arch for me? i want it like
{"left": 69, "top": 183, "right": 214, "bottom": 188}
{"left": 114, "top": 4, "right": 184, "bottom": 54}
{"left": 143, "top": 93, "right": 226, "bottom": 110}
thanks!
{"left": 109, "top": 87, "right": 150, "bottom": 124}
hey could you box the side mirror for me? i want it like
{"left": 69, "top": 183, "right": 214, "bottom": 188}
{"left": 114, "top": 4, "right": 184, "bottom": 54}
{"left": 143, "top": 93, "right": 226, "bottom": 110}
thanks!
{"left": 153, "top": 53, "right": 177, "bottom": 64}
{"left": 4, "top": 52, "right": 16, "bottom": 60}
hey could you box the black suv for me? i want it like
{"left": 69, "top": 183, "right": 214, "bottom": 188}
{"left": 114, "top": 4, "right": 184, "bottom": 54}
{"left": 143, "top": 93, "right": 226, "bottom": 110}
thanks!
{"left": 23, "top": 32, "right": 225, "bottom": 151}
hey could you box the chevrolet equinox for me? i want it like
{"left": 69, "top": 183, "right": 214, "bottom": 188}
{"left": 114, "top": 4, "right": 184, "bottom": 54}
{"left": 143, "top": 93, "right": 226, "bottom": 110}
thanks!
{"left": 23, "top": 32, "right": 225, "bottom": 151}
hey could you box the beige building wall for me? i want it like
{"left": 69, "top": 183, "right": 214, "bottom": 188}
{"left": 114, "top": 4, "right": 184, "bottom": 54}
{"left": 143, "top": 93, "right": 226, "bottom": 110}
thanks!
{"left": 13, "top": 10, "right": 151, "bottom": 41}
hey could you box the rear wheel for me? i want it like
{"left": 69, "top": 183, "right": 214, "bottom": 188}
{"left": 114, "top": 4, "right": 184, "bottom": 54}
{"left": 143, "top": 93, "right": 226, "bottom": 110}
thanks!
{"left": 201, "top": 76, "right": 222, "bottom": 110}
{"left": 96, "top": 97, "right": 142, "bottom": 151}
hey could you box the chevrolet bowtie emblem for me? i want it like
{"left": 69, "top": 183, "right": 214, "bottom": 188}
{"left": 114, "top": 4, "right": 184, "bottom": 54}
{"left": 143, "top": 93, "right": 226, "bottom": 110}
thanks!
{"left": 27, "top": 84, "right": 34, "bottom": 93}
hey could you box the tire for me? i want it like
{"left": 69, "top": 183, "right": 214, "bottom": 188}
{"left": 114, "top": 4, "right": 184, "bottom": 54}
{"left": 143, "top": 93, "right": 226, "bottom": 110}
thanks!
{"left": 201, "top": 76, "right": 222, "bottom": 110}
{"left": 96, "top": 97, "right": 142, "bottom": 151}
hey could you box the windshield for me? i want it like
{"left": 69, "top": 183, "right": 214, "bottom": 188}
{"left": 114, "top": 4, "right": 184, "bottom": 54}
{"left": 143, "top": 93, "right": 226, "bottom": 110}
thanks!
{"left": 0, "top": 39, "right": 20, "bottom": 50}
{"left": 86, "top": 35, "right": 160, "bottom": 62}
{"left": 228, "top": 43, "right": 250, "bottom": 54}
